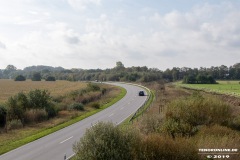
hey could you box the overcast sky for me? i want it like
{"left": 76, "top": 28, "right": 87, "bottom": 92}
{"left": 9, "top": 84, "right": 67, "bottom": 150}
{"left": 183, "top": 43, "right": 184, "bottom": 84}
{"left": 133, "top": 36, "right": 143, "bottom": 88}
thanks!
{"left": 0, "top": 0, "right": 239, "bottom": 70}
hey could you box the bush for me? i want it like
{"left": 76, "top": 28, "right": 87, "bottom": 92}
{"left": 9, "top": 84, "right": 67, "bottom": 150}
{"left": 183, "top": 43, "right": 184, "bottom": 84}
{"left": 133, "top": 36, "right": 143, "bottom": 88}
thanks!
{"left": 73, "top": 122, "right": 139, "bottom": 160}
{"left": 45, "top": 76, "right": 56, "bottom": 81}
{"left": 14, "top": 75, "right": 26, "bottom": 81}
{"left": 229, "top": 115, "right": 240, "bottom": 130}
{"left": 166, "top": 94, "right": 232, "bottom": 126}
{"left": 195, "top": 125, "right": 240, "bottom": 160}
{"left": 91, "top": 102, "right": 100, "bottom": 109}
{"left": 0, "top": 105, "right": 7, "bottom": 128}
{"left": 161, "top": 93, "right": 232, "bottom": 137}
{"left": 136, "top": 134, "right": 200, "bottom": 160}
{"left": 87, "top": 83, "right": 100, "bottom": 91}
{"left": 68, "top": 103, "right": 84, "bottom": 111}
{"left": 31, "top": 72, "right": 42, "bottom": 81}
{"left": 140, "top": 114, "right": 162, "bottom": 134}
{"left": 45, "top": 103, "right": 58, "bottom": 118}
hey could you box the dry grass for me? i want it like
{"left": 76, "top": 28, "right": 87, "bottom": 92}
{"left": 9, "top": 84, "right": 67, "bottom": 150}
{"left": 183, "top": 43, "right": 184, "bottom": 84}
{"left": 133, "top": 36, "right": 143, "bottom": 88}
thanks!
{"left": 131, "top": 82, "right": 240, "bottom": 160}
{"left": 0, "top": 84, "right": 122, "bottom": 154}
{"left": 0, "top": 79, "right": 87, "bottom": 103}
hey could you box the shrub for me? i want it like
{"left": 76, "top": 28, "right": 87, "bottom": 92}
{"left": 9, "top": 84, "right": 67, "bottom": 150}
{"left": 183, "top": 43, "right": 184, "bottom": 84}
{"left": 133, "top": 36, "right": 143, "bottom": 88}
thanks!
{"left": 165, "top": 94, "right": 232, "bottom": 126}
{"left": 195, "top": 125, "right": 240, "bottom": 160}
{"left": 24, "top": 109, "right": 47, "bottom": 123}
{"left": 68, "top": 103, "right": 84, "bottom": 111}
{"left": 136, "top": 134, "right": 200, "bottom": 160}
{"left": 14, "top": 75, "right": 26, "bottom": 81}
{"left": 45, "top": 76, "right": 56, "bottom": 81}
{"left": 161, "top": 93, "right": 232, "bottom": 137}
{"left": 73, "top": 122, "right": 140, "bottom": 160}
{"left": 140, "top": 114, "right": 162, "bottom": 134}
{"left": 28, "top": 89, "right": 51, "bottom": 110}
{"left": 91, "top": 102, "right": 100, "bottom": 109}
{"left": 45, "top": 103, "right": 58, "bottom": 118}
{"left": 87, "top": 83, "right": 100, "bottom": 91}
{"left": 229, "top": 115, "right": 240, "bottom": 130}
{"left": 31, "top": 72, "right": 41, "bottom": 81}
{"left": 0, "top": 104, "right": 7, "bottom": 128}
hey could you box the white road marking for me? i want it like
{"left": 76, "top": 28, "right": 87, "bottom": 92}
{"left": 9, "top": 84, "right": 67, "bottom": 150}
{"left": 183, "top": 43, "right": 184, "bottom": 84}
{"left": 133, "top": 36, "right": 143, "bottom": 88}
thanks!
{"left": 66, "top": 153, "right": 75, "bottom": 160}
{"left": 120, "top": 107, "right": 124, "bottom": 110}
{"left": 60, "top": 136, "right": 73, "bottom": 144}
{"left": 91, "top": 122, "right": 99, "bottom": 127}
{"left": 109, "top": 113, "right": 114, "bottom": 117}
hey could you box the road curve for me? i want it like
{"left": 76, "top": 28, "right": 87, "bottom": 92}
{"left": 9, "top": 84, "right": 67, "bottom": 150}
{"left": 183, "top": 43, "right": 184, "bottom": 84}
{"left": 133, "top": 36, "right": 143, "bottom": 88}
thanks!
{"left": 0, "top": 82, "right": 148, "bottom": 160}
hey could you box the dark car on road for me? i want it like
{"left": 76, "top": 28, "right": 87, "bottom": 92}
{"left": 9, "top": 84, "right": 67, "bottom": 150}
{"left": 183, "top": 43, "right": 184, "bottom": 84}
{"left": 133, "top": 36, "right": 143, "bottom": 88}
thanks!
{"left": 138, "top": 91, "right": 145, "bottom": 96}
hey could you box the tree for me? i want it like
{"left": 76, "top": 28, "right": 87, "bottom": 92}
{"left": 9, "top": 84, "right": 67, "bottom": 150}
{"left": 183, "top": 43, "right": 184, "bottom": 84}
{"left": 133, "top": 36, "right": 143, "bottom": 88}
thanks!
{"left": 15, "top": 75, "right": 26, "bottom": 81}
{"left": 45, "top": 76, "right": 56, "bottom": 81}
{"left": 0, "top": 105, "right": 7, "bottom": 128}
{"left": 7, "top": 92, "right": 29, "bottom": 127}
{"left": 115, "top": 61, "right": 125, "bottom": 71}
{"left": 31, "top": 72, "right": 42, "bottom": 81}
{"left": 28, "top": 89, "right": 56, "bottom": 118}
{"left": 73, "top": 122, "right": 139, "bottom": 160}
{"left": 5, "top": 65, "right": 17, "bottom": 72}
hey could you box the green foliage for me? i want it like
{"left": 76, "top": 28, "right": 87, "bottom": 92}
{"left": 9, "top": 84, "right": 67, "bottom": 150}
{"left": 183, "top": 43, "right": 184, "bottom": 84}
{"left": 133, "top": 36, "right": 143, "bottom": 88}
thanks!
{"left": 28, "top": 89, "right": 56, "bottom": 118}
{"left": 45, "top": 103, "right": 58, "bottom": 118}
{"left": 136, "top": 134, "right": 200, "bottom": 160}
{"left": 14, "top": 75, "right": 26, "bottom": 81}
{"left": 28, "top": 89, "right": 51, "bottom": 110}
{"left": 87, "top": 83, "right": 100, "bottom": 91}
{"left": 68, "top": 103, "right": 84, "bottom": 111}
{"left": 7, "top": 92, "right": 29, "bottom": 126}
{"left": 73, "top": 122, "right": 139, "bottom": 160}
{"left": 0, "top": 104, "right": 7, "bottom": 128}
{"left": 31, "top": 72, "right": 42, "bottom": 81}
{"left": 161, "top": 93, "right": 232, "bottom": 137}
{"left": 91, "top": 102, "right": 100, "bottom": 109}
{"left": 140, "top": 114, "right": 162, "bottom": 134}
{"left": 45, "top": 76, "right": 56, "bottom": 81}
{"left": 73, "top": 122, "right": 199, "bottom": 160}
{"left": 228, "top": 115, "right": 240, "bottom": 130}
{"left": 183, "top": 74, "right": 217, "bottom": 84}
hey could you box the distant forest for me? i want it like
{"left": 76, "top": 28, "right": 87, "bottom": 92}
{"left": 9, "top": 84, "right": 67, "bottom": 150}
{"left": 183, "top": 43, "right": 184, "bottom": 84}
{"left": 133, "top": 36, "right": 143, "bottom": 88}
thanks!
{"left": 0, "top": 62, "right": 240, "bottom": 82}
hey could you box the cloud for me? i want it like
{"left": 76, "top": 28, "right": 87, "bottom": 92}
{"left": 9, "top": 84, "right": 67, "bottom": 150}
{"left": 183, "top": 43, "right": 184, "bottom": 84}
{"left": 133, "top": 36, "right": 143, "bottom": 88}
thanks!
{"left": 67, "top": 0, "right": 102, "bottom": 11}
{"left": 0, "top": 1, "right": 240, "bottom": 70}
{"left": 0, "top": 41, "right": 6, "bottom": 49}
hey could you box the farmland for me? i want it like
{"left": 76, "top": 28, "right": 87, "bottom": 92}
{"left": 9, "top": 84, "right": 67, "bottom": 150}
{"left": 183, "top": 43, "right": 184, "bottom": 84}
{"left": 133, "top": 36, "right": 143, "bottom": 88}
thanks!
{"left": 176, "top": 81, "right": 240, "bottom": 97}
{"left": 0, "top": 79, "right": 87, "bottom": 103}
{"left": 0, "top": 79, "right": 124, "bottom": 154}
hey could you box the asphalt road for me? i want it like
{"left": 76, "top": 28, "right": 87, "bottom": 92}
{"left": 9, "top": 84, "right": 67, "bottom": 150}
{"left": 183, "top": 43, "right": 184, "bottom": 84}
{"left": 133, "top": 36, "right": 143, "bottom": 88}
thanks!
{"left": 0, "top": 82, "right": 148, "bottom": 160}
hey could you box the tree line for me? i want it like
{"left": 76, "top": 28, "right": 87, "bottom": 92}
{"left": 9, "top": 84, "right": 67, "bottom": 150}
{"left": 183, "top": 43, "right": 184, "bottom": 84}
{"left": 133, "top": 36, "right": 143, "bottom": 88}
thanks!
{"left": 0, "top": 62, "right": 240, "bottom": 82}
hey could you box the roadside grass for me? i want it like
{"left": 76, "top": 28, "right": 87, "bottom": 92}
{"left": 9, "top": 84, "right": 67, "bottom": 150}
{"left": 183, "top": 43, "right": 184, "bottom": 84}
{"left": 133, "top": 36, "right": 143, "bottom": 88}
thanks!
{"left": 131, "top": 84, "right": 240, "bottom": 160}
{"left": 0, "top": 86, "right": 126, "bottom": 155}
{"left": 176, "top": 80, "right": 240, "bottom": 97}
{"left": 120, "top": 84, "right": 154, "bottom": 127}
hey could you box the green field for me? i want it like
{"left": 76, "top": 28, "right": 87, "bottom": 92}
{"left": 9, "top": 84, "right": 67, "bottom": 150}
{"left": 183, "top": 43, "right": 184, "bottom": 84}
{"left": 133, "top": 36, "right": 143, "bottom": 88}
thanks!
{"left": 176, "top": 81, "right": 240, "bottom": 97}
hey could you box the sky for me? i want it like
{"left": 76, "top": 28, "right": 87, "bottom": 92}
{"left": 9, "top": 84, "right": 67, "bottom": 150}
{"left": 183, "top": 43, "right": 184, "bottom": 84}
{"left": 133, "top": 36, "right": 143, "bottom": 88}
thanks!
{"left": 0, "top": 0, "right": 240, "bottom": 70}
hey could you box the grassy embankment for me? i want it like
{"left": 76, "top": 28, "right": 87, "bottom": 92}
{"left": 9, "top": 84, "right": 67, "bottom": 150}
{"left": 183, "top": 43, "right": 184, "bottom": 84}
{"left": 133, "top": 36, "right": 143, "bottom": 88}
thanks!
{"left": 0, "top": 80, "right": 126, "bottom": 155}
{"left": 125, "top": 81, "right": 240, "bottom": 160}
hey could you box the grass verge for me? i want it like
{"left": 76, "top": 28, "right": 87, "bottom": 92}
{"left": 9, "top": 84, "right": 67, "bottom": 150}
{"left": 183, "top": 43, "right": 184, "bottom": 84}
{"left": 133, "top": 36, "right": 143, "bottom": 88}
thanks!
{"left": 121, "top": 87, "right": 154, "bottom": 127}
{"left": 0, "top": 86, "right": 126, "bottom": 155}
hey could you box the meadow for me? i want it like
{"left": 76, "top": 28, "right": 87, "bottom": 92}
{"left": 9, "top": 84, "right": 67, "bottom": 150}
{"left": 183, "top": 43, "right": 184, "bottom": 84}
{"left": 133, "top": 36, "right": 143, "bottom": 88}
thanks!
{"left": 0, "top": 79, "right": 87, "bottom": 103}
{"left": 177, "top": 80, "right": 240, "bottom": 97}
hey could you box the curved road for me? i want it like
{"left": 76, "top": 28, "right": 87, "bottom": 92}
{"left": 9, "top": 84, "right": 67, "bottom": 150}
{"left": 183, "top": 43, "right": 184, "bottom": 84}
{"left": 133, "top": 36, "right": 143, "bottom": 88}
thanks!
{"left": 0, "top": 82, "right": 148, "bottom": 160}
